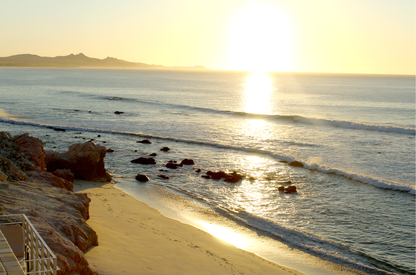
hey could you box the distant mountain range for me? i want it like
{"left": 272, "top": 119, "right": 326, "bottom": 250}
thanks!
{"left": 0, "top": 53, "right": 207, "bottom": 70}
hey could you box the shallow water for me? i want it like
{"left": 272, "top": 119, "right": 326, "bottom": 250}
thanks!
{"left": 0, "top": 68, "right": 414, "bottom": 274}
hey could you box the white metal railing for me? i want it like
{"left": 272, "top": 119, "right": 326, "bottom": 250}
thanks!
{"left": 0, "top": 214, "right": 59, "bottom": 275}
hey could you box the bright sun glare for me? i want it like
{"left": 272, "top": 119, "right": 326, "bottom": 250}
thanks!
{"left": 229, "top": 3, "right": 292, "bottom": 72}
{"left": 244, "top": 72, "right": 273, "bottom": 114}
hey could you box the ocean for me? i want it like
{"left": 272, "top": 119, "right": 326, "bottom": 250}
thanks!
{"left": 0, "top": 68, "right": 414, "bottom": 274}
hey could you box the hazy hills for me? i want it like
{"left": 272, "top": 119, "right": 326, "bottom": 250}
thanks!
{"left": 0, "top": 53, "right": 207, "bottom": 70}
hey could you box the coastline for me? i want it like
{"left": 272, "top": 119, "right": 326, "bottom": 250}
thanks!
{"left": 74, "top": 180, "right": 304, "bottom": 275}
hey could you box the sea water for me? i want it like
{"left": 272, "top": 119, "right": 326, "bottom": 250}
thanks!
{"left": 0, "top": 68, "right": 414, "bottom": 274}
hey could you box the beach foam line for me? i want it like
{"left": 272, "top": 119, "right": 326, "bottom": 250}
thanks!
{"left": 1, "top": 117, "right": 414, "bottom": 195}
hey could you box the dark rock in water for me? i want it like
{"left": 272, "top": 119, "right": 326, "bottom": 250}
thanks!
{"left": 284, "top": 185, "right": 297, "bottom": 193}
{"left": 160, "top": 147, "right": 170, "bottom": 152}
{"left": 279, "top": 160, "right": 288, "bottom": 163}
{"left": 133, "top": 150, "right": 138, "bottom": 152}
{"left": 166, "top": 162, "right": 177, "bottom": 169}
{"left": 106, "top": 148, "right": 114, "bottom": 153}
{"left": 135, "top": 174, "right": 150, "bottom": 182}
{"left": 201, "top": 175, "right": 211, "bottom": 179}
{"left": 137, "top": 139, "right": 152, "bottom": 144}
{"left": 53, "top": 128, "right": 66, "bottom": 132}
{"left": 149, "top": 153, "right": 157, "bottom": 157}
{"left": 97, "top": 135, "right": 101, "bottom": 137}
{"left": 284, "top": 180, "right": 292, "bottom": 184}
{"left": 248, "top": 176, "right": 256, "bottom": 181}
{"left": 114, "top": 111, "right": 124, "bottom": 115}
{"left": 131, "top": 157, "right": 156, "bottom": 164}
{"left": 157, "top": 174, "right": 169, "bottom": 180}
{"left": 224, "top": 171, "right": 244, "bottom": 183}
{"left": 277, "top": 185, "right": 285, "bottom": 191}
{"left": 180, "top": 159, "right": 195, "bottom": 165}
{"left": 166, "top": 161, "right": 182, "bottom": 169}
{"left": 159, "top": 169, "right": 168, "bottom": 172}
{"left": 195, "top": 168, "right": 201, "bottom": 173}
{"left": 289, "top": 161, "right": 304, "bottom": 168}
{"left": 207, "top": 171, "right": 228, "bottom": 180}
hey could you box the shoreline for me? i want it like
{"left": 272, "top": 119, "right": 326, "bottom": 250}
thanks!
{"left": 74, "top": 180, "right": 305, "bottom": 275}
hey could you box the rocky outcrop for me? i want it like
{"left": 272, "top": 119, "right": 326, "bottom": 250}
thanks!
{"left": 0, "top": 132, "right": 105, "bottom": 274}
{"left": 45, "top": 142, "right": 112, "bottom": 182}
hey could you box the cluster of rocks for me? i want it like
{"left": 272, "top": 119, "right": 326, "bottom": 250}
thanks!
{"left": 0, "top": 131, "right": 112, "bottom": 274}
{"left": 131, "top": 140, "right": 298, "bottom": 192}
{"left": 201, "top": 170, "right": 246, "bottom": 183}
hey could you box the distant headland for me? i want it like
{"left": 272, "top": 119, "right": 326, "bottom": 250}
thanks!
{"left": 0, "top": 53, "right": 208, "bottom": 70}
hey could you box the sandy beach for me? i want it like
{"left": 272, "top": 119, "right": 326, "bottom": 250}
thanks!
{"left": 74, "top": 180, "right": 304, "bottom": 275}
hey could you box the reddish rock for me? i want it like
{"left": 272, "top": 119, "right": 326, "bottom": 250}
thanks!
{"left": 45, "top": 142, "right": 112, "bottom": 182}
{"left": 13, "top": 133, "right": 47, "bottom": 171}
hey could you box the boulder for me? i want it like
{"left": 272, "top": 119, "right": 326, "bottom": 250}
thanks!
{"left": 131, "top": 157, "right": 156, "bottom": 165}
{"left": 45, "top": 142, "right": 112, "bottom": 182}
{"left": 106, "top": 148, "right": 114, "bottom": 153}
{"left": 149, "top": 153, "right": 157, "bottom": 157}
{"left": 180, "top": 159, "right": 195, "bottom": 165}
{"left": 135, "top": 174, "right": 150, "bottom": 182}
{"left": 277, "top": 185, "right": 285, "bottom": 191}
{"left": 114, "top": 111, "right": 124, "bottom": 115}
{"left": 160, "top": 147, "right": 170, "bottom": 152}
{"left": 157, "top": 174, "right": 169, "bottom": 180}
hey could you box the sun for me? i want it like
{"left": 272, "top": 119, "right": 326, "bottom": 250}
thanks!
{"left": 228, "top": 3, "right": 292, "bottom": 72}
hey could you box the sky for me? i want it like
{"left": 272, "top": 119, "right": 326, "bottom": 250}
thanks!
{"left": 1, "top": 0, "right": 415, "bottom": 75}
